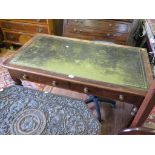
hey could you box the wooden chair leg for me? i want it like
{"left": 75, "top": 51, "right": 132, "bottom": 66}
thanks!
{"left": 119, "top": 127, "right": 155, "bottom": 135}
{"left": 130, "top": 79, "right": 155, "bottom": 127}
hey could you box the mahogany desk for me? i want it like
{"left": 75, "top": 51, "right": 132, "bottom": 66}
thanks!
{"left": 3, "top": 34, "right": 153, "bottom": 127}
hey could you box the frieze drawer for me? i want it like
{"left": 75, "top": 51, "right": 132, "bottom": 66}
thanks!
{"left": 3, "top": 30, "right": 33, "bottom": 45}
{"left": 0, "top": 21, "right": 49, "bottom": 34}
{"left": 63, "top": 19, "right": 133, "bottom": 45}
{"left": 65, "top": 19, "right": 131, "bottom": 33}
{"left": 13, "top": 19, "right": 47, "bottom": 24}
{"left": 0, "top": 19, "right": 54, "bottom": 45}
{"left": 63, "top": 31, "right": 128, "bottom": 44}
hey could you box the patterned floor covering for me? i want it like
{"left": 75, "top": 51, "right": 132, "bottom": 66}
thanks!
{"left": 0, "top": 48, "right": 155, "bottom": 130}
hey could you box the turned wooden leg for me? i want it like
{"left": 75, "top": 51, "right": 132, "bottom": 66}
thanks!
{"left": 8, "top": 69, "right": 23, "bottom": 86}
{"left": 10, "top": 75, "right": 22, "bottom": 86}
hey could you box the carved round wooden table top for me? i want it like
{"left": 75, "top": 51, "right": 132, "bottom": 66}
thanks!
{"left": 11, "top": 109, "right": 46, "bottom": 135}
{"left": 0, "top": 86, "right": 101, "bottom": 135}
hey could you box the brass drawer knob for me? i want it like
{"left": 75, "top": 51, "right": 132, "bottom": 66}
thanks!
{"left": 130, "top": 107, "right": 138, "bottom": 116}
{"left": 52, "top": 81, "right": 56, "bottom": 87}
{"left": 22, "top": 74, "right": 28, "bottom": 80}
{"left": 106, "top": 33, "right": 112, "bottom": 37}
{"left": 109, "top": 23, "right": 112, "bottom": 27}
{"left": 73, "top": 28, "right": 77, "bottom": 32}
{"left": 83, "top": 87, "right": 89, "bottom": 94}
{"left": 73, "top": 28, "right": 82, "bottom": 33}
{"left": 36, "top": 27, "right": 43, "bottom": 33}
{"left": 119, "top": 94, "right": 124, "bottom": 101}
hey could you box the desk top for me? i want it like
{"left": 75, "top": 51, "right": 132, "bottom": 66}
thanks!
{"left": 9, "top": 34, "right": 152, "bottom": 90}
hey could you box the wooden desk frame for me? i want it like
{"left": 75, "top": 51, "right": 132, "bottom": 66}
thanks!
{"left": 3, "top": 34, "right": 154, "bottom": 128}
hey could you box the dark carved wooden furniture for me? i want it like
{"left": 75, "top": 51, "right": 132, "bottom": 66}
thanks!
{"left": 138, "top": 20, "right": 155, "bottom": 64}
{"left": 3, "top": 34, "right": 153, "bottom": 128}
{"left": 0, "top": 85, "right": 101, "bottom": 135}
{"left": 0, "top": 19, "right": 54, "bottom": 46}
{"left": 143, "top": 20, "right": 155, "bottom": 52}
{"left": 63, "top": 19, "right": 134, "bottom": 45}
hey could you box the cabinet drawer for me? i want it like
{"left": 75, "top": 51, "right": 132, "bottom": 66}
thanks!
{"left": 63, "top": 32, "right": 98, "bottom": 40}
{"left": 64, "top": 24, "right": 128, "bottom": 38}
{"left": 63, "top": 30, "right": 128, "bottom": 44}
{"left": 3, "top": 31, "right": 33, "bottom": 45}
{"left": 65, "top": 19, "right": 131, "bottom": 33}
{"left": 9, "top": 70, "right": 70, "bottom": 90}
{"left": 8, "top": 69, "right": 143, "bottom": 104}
{"left": 0, "top": 21, "right": 49, "bottom": 34}
{"left": 13, "top": 19, "right": 47, "bottom": 24}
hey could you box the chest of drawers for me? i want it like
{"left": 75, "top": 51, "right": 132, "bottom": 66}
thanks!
{"left": 0, "top": 19, "right": 54, "bottom": 45}
{"left": 63, "top": 19, "right": 133, "bottom": 45}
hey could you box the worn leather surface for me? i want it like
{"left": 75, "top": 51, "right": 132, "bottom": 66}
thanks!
{"left": 10, "top": 35, "right": 148, "bottom": 89}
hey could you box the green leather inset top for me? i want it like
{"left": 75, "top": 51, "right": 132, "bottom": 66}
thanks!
{"left": 10, "top": 35, "right": 148, "bottom": 90}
